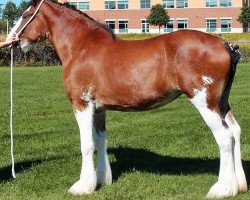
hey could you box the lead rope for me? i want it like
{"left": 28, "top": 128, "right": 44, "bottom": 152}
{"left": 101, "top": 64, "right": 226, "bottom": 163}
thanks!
{"left": 8, "top": 0, "right": 45, "bottom": 179}
{"left": 10, "top": 45, "right": 16, "bottom": 179}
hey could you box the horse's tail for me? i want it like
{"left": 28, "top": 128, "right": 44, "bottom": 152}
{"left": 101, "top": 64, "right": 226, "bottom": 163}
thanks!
{"left": 220, "top": 42, "right": 242, "bottom": 116}
{"left": 225, "top": 42, "right": 243, "bottom": 69}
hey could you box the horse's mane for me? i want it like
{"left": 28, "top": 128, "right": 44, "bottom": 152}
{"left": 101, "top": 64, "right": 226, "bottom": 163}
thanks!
{"left": 30, "top": 0, "right": 116, "bottom": 40}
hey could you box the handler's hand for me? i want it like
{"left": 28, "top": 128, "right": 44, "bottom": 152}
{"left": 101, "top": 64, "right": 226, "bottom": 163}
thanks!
{"left": 0, "top": 37, "right": 19, "bottom": 48}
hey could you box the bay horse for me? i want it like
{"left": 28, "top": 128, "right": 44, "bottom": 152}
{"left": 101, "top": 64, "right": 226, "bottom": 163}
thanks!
{"left": 7, "top": 0, "right": 247, "bottom": 198}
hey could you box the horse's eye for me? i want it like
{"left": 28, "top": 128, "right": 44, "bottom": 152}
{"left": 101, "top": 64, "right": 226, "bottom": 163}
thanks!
{"left": 22, "top": 11, "right": 33, "bottom": 19}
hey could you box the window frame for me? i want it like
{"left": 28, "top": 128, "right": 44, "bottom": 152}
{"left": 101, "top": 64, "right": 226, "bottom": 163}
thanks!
{"left": 118, "top": 20, "right": 128, "bottom": 33}
{"left": 206, "top": 19, "right": 217, "bottom": 32}
{"left": 68, "top": 2, "right": 78, "bottom": 8}
{"left": 106, "top": 20, "right": 116, "bottom": 31}
{"left": 177, "top": 19, "right": 188, "bottom": 30}
{"left": 79, "top": 2, "right": 90, "bottom": 10}
{"left": 163, "top": 0, "right": 174, "bottom": 8}
{"left": 176, "top": 0, "right": 188, "bottom": 8}
{"left": 164, "top": 19, "right": 174, "bottom": 32}
{"left": 141, "top": 20, "right": 150, "bottom": 33}
{"left": 140, "top": 0, "right": 151, "bottom": 9}
{"left": 205, "top": 0, "right": 217, "bottom": 7}
{"left": 220, "top": 0, "right": 232, "bottom": 7}
{"left": 221, "top": 18, "right": 232, "bottom": 32}
{"left": 105, "top": 1, "right": 116, "bottom": 10}
{"left": 118, "top": 0, "right": 129, "bottom": 9}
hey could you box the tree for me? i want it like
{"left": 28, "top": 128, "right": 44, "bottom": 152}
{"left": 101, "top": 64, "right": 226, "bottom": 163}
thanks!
{"left": 238, "top": 6, "right": 250, "bottom": 32}
{"left": 18, "top": 0, "right": 30, "bottom": 17}
{"left": 2, "top": 1, "right": 18, "bottom": 28}
{"left": 147, "top": 4, "right": 170, "bottom": 33}
{"left": 0, "top": 3, "right": 3, "bottom": 17}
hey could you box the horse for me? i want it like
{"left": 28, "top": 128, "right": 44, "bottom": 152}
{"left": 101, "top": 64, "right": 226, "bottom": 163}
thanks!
{"left": 7, "top": 0, "right": 247, "bottom": 198}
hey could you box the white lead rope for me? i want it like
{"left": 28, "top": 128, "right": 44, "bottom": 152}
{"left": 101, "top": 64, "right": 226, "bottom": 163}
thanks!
{"left": 10, "top": 46, "right": 16, "bottom": 179}
{"left": 8, "top": 0, "right": 45, "bottom": 179}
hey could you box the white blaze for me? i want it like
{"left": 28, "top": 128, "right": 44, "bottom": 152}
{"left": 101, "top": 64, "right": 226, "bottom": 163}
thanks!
{"left": 7, "top": 6, "right": 31, "bottom": 40}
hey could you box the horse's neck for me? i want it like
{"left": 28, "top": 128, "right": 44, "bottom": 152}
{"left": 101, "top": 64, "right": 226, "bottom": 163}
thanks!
{"left": 43, "top": 2, "right": 108, "bottom": 66}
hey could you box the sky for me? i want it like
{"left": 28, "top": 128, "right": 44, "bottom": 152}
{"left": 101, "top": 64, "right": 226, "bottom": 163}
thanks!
{"left": 1, "top": 0, "right": 26, "bottom": 7}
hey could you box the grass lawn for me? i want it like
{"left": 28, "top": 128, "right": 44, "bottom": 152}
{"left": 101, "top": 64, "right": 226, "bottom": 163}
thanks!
{"left": 0, "top": 64, "right": 249, "bottom": 199}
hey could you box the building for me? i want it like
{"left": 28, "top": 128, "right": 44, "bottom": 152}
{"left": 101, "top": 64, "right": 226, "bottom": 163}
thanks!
{"left": 58, "top": 0, "right": 244, "bottom": 33}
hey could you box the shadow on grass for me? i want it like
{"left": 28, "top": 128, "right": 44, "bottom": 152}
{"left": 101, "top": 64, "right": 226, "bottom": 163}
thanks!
{"left": 1, "top": 147, "right": 250, "bottom": 187}
{"left": 0, "top": 159, "right": 43, "bottom": 183}
{"left": 108, "top": 147, "right": 250, "bottom": 185}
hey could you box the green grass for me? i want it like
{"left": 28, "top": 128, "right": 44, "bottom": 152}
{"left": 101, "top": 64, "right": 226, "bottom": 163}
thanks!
{"left": 0, "top": 64, "right": 249, "bottom": 199}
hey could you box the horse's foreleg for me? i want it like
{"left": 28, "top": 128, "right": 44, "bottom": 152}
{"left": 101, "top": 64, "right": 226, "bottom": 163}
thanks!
{"left": 225, "top": 111, "right": 247, "bottom": 193}
{"left": 69, "top": 102, "right": 97, "bottom": 195}
{"left": 93, "top": 111, "right": 112, "bottom": 187}
{"left": 190, "top": 89, "right": 238, "bottom": 198}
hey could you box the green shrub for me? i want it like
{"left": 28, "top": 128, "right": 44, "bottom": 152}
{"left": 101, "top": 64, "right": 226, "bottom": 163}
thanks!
{"left": 238, "top": 43, "right": 250, "bottom": 63}
{"left": 0, "top": 40, "right": 61, "bottom": 66}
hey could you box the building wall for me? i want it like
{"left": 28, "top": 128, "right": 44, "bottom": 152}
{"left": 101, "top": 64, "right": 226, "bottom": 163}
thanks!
{"left": 58, "top": 0, "right": 244, "bottom": 33}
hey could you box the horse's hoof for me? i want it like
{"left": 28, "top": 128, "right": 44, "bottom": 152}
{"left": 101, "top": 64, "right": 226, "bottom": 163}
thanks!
{"left": 68, "top": 179, "right": 96, "bottom": 195}
{"left": 206, "top": 181, "right": 238, "bottom": 199}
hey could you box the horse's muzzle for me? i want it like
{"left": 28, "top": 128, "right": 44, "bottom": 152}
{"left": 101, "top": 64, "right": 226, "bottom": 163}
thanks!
{"left": 19, "top": 39, "right": 31, "bottom": 53}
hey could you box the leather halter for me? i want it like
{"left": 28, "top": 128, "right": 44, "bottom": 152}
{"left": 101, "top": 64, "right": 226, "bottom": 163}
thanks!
{"left": 14, "top": 0, "right": 45, "bottom": 38}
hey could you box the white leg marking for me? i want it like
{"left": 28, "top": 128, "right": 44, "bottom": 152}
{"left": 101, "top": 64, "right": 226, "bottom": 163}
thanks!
{"left": 69, "top": 102, "right": 97, "bottom": 195}
{"left": 94, "top": 129, "right": 112, "bottom": 186}
{"left": 225, "top": 111, "right": 247, "bottom": 193}
{"left": 190, "top": 88, "right": 238, "bottom": 198}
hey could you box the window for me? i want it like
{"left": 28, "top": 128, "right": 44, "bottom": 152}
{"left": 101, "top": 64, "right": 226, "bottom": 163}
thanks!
{"left": 221, "top": 19, "right": 231, "bottom": 32}
{"left": 106, "top": 21, "right": 115, "bottom": 31}
{"left": 79, "top": 2, "right": 89, "bottom": 10}
{"left": 206, "top": 19, "right": 217, "bottom": 32}
{"left": 118, "top": 0, "right": 128, "bottom": 9}
{"left": 119, "top": 20, "right": 128, "bottom": 33}
{"left": 205, "top": 0, "right": 217, "bottom": 7}
{"left": 141, "top": 20, "right": 150, "bottom": 33}
{"left": 220, "top": 0, "right": 232, "bottom": 7}
{"left": 141, "top": 0, "right": 151, "bottom": 9}
{"left": 177, "top": 19, "right": 188, "bottom": 30}
{"left": 177, "top": 0, "right": 188, "bottom": 8}
{"left": 105, "top": 1, "right": 116, "bottom": 9}
{"left": 163, "top": 0, "right": 174, "bottom": 8}
{"left": 69, "top": 2, "right": 77, "bottom": 8}
{"left": 164, "top": 19, "right": 174, "bottom": 32}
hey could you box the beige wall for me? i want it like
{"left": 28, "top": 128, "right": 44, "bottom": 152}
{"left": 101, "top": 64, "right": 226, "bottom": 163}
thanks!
{"left": 59, "top": 0, "right": 243, "bottom": 10}
{"left": 189, "top": 0, "right": 243, "bottom": 8}
{"left": 128, "top": 0, "right": 140, "bottom": 9}
{"left": 89, "top": 0, "right": 104, "bottom": 10}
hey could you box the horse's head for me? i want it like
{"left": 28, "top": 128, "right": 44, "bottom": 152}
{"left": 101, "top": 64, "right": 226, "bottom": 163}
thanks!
{"left": 7, "top": 0, "right": 48, "bottom": 52}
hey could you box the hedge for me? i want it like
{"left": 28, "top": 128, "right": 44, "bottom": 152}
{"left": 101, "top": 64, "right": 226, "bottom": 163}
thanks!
{"left": 0, "top": 40, "right": 61, "bottom": 66}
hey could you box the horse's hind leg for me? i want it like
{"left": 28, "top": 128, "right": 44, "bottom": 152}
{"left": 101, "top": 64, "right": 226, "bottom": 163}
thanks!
{"left": 189, "top": 88, "right": 238, "bottom": 198}
{"left": 224, "top": 110, "right": 247, "bottom": 193}
{"left": 93, "top": 111, "right": 112, "bottom": 187}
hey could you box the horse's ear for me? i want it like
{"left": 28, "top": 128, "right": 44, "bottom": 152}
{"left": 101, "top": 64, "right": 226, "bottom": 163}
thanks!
{"left": 32, "top": 0, "right": 43, "bottom": 6}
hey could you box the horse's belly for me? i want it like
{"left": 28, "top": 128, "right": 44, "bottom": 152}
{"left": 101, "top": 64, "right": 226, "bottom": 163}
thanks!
{"left": 101, "top": 90, "right": 182, "bottom": 112}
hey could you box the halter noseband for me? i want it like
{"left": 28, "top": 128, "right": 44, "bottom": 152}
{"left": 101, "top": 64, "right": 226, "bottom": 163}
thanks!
{"left": 14, "top": 0, "right": 45, "bottom": 38}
